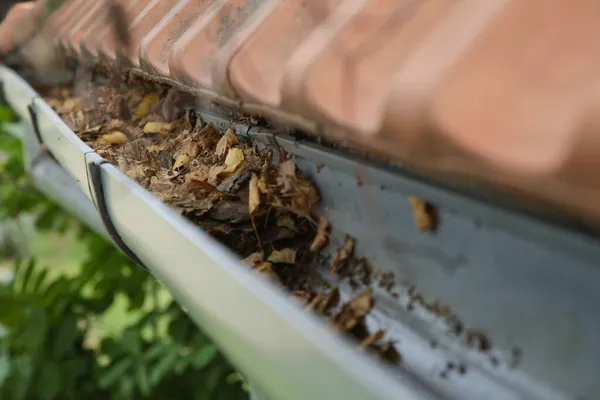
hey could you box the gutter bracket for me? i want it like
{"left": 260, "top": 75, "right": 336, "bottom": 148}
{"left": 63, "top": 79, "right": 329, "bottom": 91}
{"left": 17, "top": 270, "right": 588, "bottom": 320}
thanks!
{"left": 27, "top": 99, "right": 61, "bottom": 167}
{"left": 87, "top": 159, "right": 149, "bottom": 271}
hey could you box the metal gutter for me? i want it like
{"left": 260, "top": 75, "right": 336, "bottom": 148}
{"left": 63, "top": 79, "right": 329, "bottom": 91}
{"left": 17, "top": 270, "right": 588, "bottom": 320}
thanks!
{"left": 2, "top": 64, "right": 600, "bottom": 400}
{"left": 0, "top": 64, "right": 436, "bottom": 400}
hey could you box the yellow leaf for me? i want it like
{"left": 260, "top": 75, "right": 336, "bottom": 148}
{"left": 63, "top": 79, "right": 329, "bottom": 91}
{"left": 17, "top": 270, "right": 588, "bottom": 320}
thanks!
{"left": 249, "top": 174, "right": 261, "bottom": 214}
{"left": 223, "top": 148, "right": 244, "bottom": 173}
{"left": 173, "top": 154, "right": 191, "bottom": 171}
{"left": 143, "top": 121, "right": 173, "bottom": 136}
{"left": 135, "top": 93, "right": 159, "bottom": 117}
{"left": 268, "top": 248, "right": 297, "bottom": 264}
{"left": 62, "top": 98, "right": 81, "bottom": 112}
{"left": 98, "top": 131, "right": 128, "bottom": 144}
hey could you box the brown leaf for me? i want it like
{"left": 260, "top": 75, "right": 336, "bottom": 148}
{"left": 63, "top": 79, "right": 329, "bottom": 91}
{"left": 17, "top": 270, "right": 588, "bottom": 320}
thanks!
{"left": 215, "top": 128, "right": 238, "bottom": 157}
{"left": 349, "top": 291, "right": 373, "bottom": 319}
{"left": 310, "top": 217, "right": 329, "bottom": 252}
{"left": 207, "top": 200, "right": 250, "bottom": 223}
{"left": 208, "top": 165, "right": 227, "bottom": 186}
{"left": 135, "top": 93, "right": 159, "bottom": 117}
{"left": 249, "top": 174, "right": 261, "bottom": 214}
{"left": 183, "top": 109, "right": 199, "bottom": 131}
{"left": 243, "top": 252, "right": 264, "bottom": 266}
{"left": 466, "top": 329, "right": 491, "bottom": 352}
{"left": 267, "top": 248, "right": 296, "bottom": 264}
{"left": 377, "top": 342, "right": 402, "bottom": 365}
{"left": 255, "top": 264, "right": 282, "bottom": 286}
{"left": 185, "top": 165, "right": 211, "bottom": 184}
{"left": 408, "top": 196, "right": 437, "bottom": 232}
{"left": 292, "top": 290, "right": 314, "bottom": 307}
{"left": 329, "top": 236, "right": 355, "bottom": 276}
{"left": 98, "top": 131, "right": 128, "bottom": 144}
{"left": 276, "top": 160, "right": 296, "bottom": 193}
{"left": 358, "top": 330, "right": 386, "bottom": 350}
{"left": 276, "top": 214, "right": 296, "bottom": 231}
{"left": 308, "top": 287, "right": 340, "bottom": 314}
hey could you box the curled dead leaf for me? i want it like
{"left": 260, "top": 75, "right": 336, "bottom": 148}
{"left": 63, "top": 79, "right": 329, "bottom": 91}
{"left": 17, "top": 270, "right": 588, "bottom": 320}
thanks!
{"left": 377, "top": 342, "right": 402, "bottom": 365}
{"left": 358, "top": 330, "right": 386, "bottom": 350}
{"left": 249, "top": 174, "right": 261, "bottom": 214}
{"left": 208, "top": 165, "right": 226, "bottom": 186}
{"left": 310, "top": 217, "right": 329, "bottom": 252}
{"left": 215, "top": 128, "right": 238, "bottom": 157}
{"left": 307, "top": 287, "right": 340, "bottom": 314}
{"left": 267, "top": 248, "right": 296, "bottom": 264}
{"left": 255, "top": 261, "right": 273, "bottom": 272}
{"left": 277, "top": 160, "right": 296, "bottom": 193}
{"left": 329, "top": 236, "right": 355, "bottom": 276}
{"left": 243, "top": 252, "right": 264, "bottom": 266}
{"left": 185, "top": 165, "right": 211, "bottom": 184}
{"left": 349, "top": 290, "right": 373, "bottom": 318}
{"left": 143, "top": 121, "right": 173, "bottom": 136}
{"left": 135, "top": 93, "right": 159, "bottom": 117}
{"left": 408, "top": 196, "right": 437, "bottom": 232}
{"left": 292, "top": 290, "right": 314, "bottom": 307}
{"left": 98, "top": 131, "right": 128, "bottom": 144}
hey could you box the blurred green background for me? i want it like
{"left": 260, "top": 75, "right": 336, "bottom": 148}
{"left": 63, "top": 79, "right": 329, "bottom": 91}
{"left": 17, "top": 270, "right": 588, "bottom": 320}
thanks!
{"left": 0, "top": 105, "right": 249, "bottom": 399}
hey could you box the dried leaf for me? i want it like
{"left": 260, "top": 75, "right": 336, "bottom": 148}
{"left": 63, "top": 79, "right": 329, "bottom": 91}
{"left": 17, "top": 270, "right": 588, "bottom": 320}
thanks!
{"left": 267, "top": 248, "right": 296, "bottom": 264}
{"left": 276, "top": 214, "right": 295, "bottom": 231}
{"left": 62, "top": 98, "right": 81, "bottom": 112}
{"left": 257, "top": 174, "right": 268, "bottom": 194}
{"left": 215, "top": 128, "right": 238, "bottom": 157}
{"left": 358, "top": 330, "right": 386, "bottom": 350}
{"left": 243, "top": 252, "right": 264, "bottom": 266}
{"left": 329, "top": 236, "right": 355, "bottom": 276}
{"left": 135, "top": 93, "right": 159, "bottom": 117}
{"left": 208, "top": 165, "right": 226, "bottom": 186}
{"left": 185, "top": 165, "right": 211, "bottom": 184}
{"left": 173, "top": 154, "right": 190, "bottom": 171}
{"left": 223, "top": 148, "right": 244, "bottom": 173}
{"left": 143, "top": 121, "right": 173, "bottom": 136}
{"left": 310, "top": 217, "right": 329, "bottom": 252}
{"left": 277, "top": 160, "right": 296, "bottom": 193}
{"left": 377, "top": 342, "right": 402, "bottom": 365}
{"left": 466, "top": 329, "right": 491, "bottom": 351}
{"left": 255, "top": 264, "right": 282, "bottom": 286}
{"left": 312, "top": 287, "right": 340, "bottom": 314}
{"left": 292, "top": 290, "right": 314, "bottom": 306}
{"left": 349, "top": 291, "right": 373, "bottom": 318}
{"left": 98, "top": 131, "right": 128, "bottom": 144}
{"left": 255, "top": 261, "right": 272, "bottom": 272}
{"left": 408, "top": 196, "right": 437, "bottom": 232}
{"left": 249, "top": 174, "right": 261, "bottom": 214}
{"left": 430, "top": 299, "right": 451, "bottom": 317}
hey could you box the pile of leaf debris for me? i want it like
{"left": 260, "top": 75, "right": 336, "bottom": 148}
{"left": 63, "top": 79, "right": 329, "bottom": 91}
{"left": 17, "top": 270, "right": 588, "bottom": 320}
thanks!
{"left": 42, "top": 81, "right": 401, "bottom": 365}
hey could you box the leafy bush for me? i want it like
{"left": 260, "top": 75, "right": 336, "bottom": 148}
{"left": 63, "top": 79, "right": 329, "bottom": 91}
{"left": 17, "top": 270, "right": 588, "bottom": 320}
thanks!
{"left": 0, "top": 106, "right": 248, "bottom": 399}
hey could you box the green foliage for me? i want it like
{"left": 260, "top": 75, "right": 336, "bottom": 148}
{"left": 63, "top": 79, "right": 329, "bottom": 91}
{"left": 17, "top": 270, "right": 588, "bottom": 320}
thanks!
{"left": 0, "top": 105, "right": 248, "bottom": 399}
